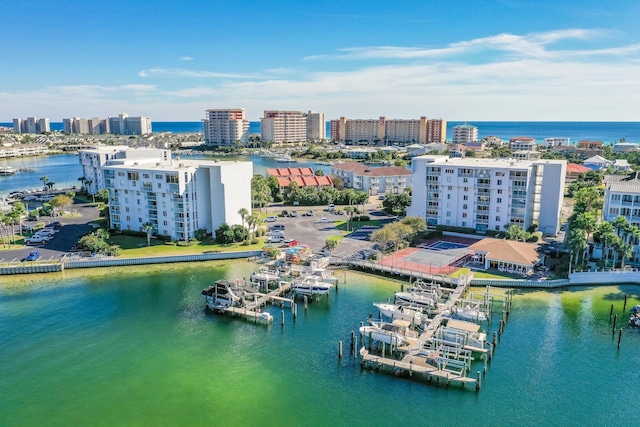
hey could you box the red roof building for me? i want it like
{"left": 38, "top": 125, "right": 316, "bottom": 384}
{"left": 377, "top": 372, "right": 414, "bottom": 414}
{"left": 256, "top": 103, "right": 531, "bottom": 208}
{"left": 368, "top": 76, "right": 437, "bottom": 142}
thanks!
{"left": 267, "top": 167, "right": 333, "bottom": 191}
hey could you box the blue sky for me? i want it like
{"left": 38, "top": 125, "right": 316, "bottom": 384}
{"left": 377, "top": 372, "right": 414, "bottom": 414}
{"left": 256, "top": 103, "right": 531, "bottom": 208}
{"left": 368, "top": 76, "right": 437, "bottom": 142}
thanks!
{"left": 2, "top": 0, "right": 640, "bottom": 121}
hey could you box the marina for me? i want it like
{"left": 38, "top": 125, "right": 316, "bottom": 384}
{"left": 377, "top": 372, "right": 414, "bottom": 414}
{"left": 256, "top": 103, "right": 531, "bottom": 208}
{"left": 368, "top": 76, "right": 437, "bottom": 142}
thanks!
{"left": 1, "top": 262, "right": 639, "bottom": 425}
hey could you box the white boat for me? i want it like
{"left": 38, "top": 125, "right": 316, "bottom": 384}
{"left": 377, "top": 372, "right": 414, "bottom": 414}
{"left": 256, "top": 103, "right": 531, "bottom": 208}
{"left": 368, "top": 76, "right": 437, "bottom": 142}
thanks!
{"left": 201, "top": 280, "right": 260, "bottom": 311}
{"left": 0, "top": 165, "right": 16, "bottom": 175}
{"left": 440, "top": 319, "right": 487, "bottom": 351}
{"left": 373, "top": 303, "right": 429, "bottom": 326}
{"left": 290, "top": 275, "right": 333, "bottom": 296}
{"left": 359, "top": 319, "right": 414, "bottom": 347}
{"left": 629, "top": 313, "right": 640, "bottom": 327}
{"left": 394, "top": 291, "right": 438, "bottom": 311}
{"left": 275, "top": 155, "right": 295, "bottom": 163}
{"left": 451, "top": 305, "right": 488, "bottom": 322}
{"left": 250, "top": 267, "right": 282, "bottom": 291}
{"left": 630, "top": 305, "right": 640, "bottom": 314}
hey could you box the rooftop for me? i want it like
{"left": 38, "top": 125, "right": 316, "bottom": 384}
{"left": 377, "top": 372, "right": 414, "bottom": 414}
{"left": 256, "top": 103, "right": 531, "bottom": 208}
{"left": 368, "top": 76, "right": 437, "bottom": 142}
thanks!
{"left": 470, "top": 238, "right": 540, "bottom": 267}
{"left": 331, "top": 161, "right": 411, "bottom": 176}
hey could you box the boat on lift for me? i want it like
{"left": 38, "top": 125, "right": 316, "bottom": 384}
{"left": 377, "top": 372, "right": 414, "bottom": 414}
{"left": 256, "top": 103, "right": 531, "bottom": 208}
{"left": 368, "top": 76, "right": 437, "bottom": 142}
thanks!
{"left": 359, "top": 319, "right": 415, "bottom": 347}
{"left": 373, "top": 303, "right": 430, "bottom": 326}
{"left": 290, "top": 275, "right": 333, "bottom": 296}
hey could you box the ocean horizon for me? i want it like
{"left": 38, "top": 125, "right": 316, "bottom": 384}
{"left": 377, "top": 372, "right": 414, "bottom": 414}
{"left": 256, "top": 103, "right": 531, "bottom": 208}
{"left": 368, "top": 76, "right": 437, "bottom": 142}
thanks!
{"left": 2, "top": 120, "right": 640, "bottom": 144}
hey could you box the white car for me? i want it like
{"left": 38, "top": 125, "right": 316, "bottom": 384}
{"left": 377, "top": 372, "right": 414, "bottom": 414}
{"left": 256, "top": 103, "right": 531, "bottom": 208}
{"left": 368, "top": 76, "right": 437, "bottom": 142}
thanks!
{"left": 25, "top": 235, "right": 49, "bottom": 244}
{"left": 265, "top": 216, "right": 278, "bottom": 222}
{"left": 316, "top": 217, "right": 331, "bottom": 223}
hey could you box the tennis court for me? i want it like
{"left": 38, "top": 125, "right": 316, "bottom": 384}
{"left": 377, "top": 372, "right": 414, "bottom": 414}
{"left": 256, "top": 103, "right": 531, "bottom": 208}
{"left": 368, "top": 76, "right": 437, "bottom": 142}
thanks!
{"left": 421, "top": 240, "right": 469, "bottom": 251}
{"left": 380, "top": 237, "right": 476, "bottom": 275}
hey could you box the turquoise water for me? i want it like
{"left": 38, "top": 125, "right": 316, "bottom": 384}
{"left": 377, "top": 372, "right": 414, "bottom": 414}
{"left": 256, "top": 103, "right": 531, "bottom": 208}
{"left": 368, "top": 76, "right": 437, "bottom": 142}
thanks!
{"left": 1, "top": 262, "right": 640, "bottom": 426}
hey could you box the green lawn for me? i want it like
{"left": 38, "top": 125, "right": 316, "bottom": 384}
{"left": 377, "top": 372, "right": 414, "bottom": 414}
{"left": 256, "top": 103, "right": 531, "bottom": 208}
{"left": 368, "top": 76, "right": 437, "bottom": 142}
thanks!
{"left": 334, "top": 220, "right": 384, "bottom": 232}
{"left": 449, "top": 267, "right": 529, "bottom": 280}
{"left": 108, "top": 235, "right": 265, "bottom": 258}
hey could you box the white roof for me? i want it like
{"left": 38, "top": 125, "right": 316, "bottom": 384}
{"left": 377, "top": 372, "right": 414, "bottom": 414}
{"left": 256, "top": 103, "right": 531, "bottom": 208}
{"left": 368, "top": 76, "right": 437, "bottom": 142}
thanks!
{"left": 583, "top": 155, "right": 612, "bottom": 165}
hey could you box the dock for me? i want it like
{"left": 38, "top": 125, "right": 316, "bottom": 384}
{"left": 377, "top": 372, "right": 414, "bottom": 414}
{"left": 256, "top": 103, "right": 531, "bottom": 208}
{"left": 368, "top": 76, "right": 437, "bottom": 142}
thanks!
{"left": 357, "top": 276, "right": 512, "bottom": 390}
{"left": 244, "top": 282, "right": 292, "bottom": 310}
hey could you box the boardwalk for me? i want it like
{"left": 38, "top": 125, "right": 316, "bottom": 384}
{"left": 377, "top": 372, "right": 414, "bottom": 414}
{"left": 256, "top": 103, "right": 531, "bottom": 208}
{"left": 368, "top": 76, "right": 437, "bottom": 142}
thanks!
{"left": 244, "top": 282, "right": 292, "bottom": 310}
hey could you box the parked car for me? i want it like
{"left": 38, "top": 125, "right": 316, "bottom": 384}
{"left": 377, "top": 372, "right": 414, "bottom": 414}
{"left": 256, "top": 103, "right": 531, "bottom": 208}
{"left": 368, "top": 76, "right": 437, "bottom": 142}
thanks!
{"left": 265, "top": 216, "right": 278, "bottom": 222}
{"left": 50, "top": 221, "right": 62, "bottom": 228}
{"left": 328, "top": 204, "right": 335, "bottom": 211}
{"left": 306, "top": 210, "right": 314, "bottom": 216}
{"left": 316, "top": 217, "right": 331, "bottom": 223}
{"left": 25, "top": 251, "right": 41, "bottom": 261}
{"left": 282, "top": 239, "right": 298, "bottom": 248}
{"left": 25, "top": 236, "right": 49, "bottom": 245}
{"left": 281, "top": 210, "right": 289, "bottom": 217}
{"left": 266, "top": 235, "right": 284, "bottom": 244}
{"left": 271, "top": 224, "right": 285, "bottom": 230}
{"left": 290, "top": 211, "right": 298, "bottom": 217}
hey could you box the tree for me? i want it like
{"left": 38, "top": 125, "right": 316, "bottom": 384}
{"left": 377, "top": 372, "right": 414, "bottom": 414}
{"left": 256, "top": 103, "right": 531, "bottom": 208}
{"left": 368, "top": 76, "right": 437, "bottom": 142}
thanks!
{"left": 40, "top": 176, "right": 48, "bottom": 191}
{"left": 596, "top": 221, "right": 616, "bottom": 268}
{"left": 344, "top": 206, "right": 356, "bottom": 231}
{"left": 238, "top": 208, "right": 249, "bottom": 231}
{"left": 142, "top": 222, "right": 155, "bottom": 246}
{"left": 251, "top": 175, "right": 272, "bottom": 213}
{"left": 49, "top": 195, "right": 73, "bottom": 216}
{"left": 370, "top": 226, "right": 395, "bottom": 256}
{"left": 331, "top": 175, "right": 344, "bottom": 190}
{"left": 86, "top": 179, "right": 95, "bottom": 202}
{"left": 10, "top": 202, "right": 27, "bottom": 236}
{"left": 382, "top": 193, "right": 411, "bottom": 216}
{"left": 573, "top": 186, "right": 603, "bottom": 215}
{"left": 325, "top": 238, "right": 339, "bottom": 253}
{"left": 215, "top": 223, "right": 235, "bottom": 244}
{"left": 506, "top": 224, "right": 530, "bottom": 242}
{"left": 283, "top": 180, "right": 301, "bottom": 205}
{"left": 567, "top": 228, "right": 587, "bottom": 268}
{"left": 96, "top": 189, "right": 109, "bottom": 203}
{"left": 401, "top": 216, "right": 427, "bottom": 239}
{"left": 78, "top": 176, "right": 87, "bottom": 191}
{"left": 314, "top": 169, "right": 324, "bottom": 176}
{"left": 246, "top": 213, "right": 260, "bottom": 238}
{"left": 46, "top": 181, "right": 55, "bottom": 192}
{"left": 387, "top": 222, "right": 413, "bottom": 252}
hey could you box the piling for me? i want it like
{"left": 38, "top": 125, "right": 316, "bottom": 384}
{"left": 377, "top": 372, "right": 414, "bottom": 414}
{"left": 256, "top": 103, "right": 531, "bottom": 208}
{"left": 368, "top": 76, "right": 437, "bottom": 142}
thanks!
{"left": 483, "top": 354, "right": 488, "bottom": 375}
{"left": 609, "top": 304, "right": 614, "bottom": 321}
{"left": 293, "top": 303, "right": 297, "bottom": 319}
{"left": 612, "top": 314, "right": 617, "bottom": 335}
{"left": 351, "top": 330, "right": 356, "bottom": 352}
{"left": 304, "top": 295, "right": 308, "bottom": 310}
{"left": 476, "top": 371, "right": 482, "bottom": 391}
{"left": 492, "top": 331, "right": 497, "bottom": 347}
{"left": 618, "top": 328, "right": 622, "bottom": 349}
{"left": 338, "top": 341, "right": 343, "bottom": 359}
{"left": 624, "top": 294, "right": 628, "bottom": 311}
{"left": 281, "top": 310, "right": 285, "bottom": 326}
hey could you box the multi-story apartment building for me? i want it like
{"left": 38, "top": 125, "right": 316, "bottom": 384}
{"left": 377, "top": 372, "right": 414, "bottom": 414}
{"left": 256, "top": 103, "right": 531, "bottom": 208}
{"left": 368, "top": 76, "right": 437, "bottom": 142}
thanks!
{"left": 426, "top": 118, "right": 447, "bottom": 143}
{"left": 306, "top": 111, "right": 326, "bottom": 141}
{"left": 13, "top": 117, "right": 50, "bottom": 133}
{"left": 80, "top": 147, "right": 252, "bottom": 240}
{"left": 408, "top": 156, "right": 566, "bottom": 235}
{"left": 78, "top": 146, "right": 168, "bottom": 195}
{"left": 543, "top": 137, "right": 570, "bottom": 148}
{"left": 64, "top": 113, "right": 151, "bottom": 135}
{"left": 509, "top": 137, "right": 536, "bottom": 151}
{"left": 452, "top": 123, "right": 478, "bottom": 144}
{"left": 603, "top": 172, "right": 640, "bottom": 264}
{"left": 330, "top": 116, "right": 447, "bottom": 144}
{"left": 261, "top": 110, "right": 309, "bottom": 144}
{"left": 203, "top": 108, "right": 250, "bottom": 146}
{"left": 331, "top": 162, "right": 412, "bottom": 195}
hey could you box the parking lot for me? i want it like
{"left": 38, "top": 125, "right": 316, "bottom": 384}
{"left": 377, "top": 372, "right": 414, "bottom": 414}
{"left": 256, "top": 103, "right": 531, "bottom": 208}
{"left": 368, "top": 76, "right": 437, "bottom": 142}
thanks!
{"left": 0, "top": 201, "right": 100, "bottom": 262}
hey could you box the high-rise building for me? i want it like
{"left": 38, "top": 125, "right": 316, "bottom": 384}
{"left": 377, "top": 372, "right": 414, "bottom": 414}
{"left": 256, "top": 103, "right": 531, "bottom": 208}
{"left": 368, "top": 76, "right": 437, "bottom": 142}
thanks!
{"left": 330, "top": 116, "right": 447, "bottom": 144}
{"left": 408, "top": 156, "right": 566, "bottom": 235}
{"left": 306, "top": 111, "right": 326, "bottom": 141}
{"left": 12, "top": 117, "right": 50, "bottom": 134}
{"left": 63, "top": 113, "right": 151, "bottom": 135}
{"left": 80, "top": 147, "right": 253, "bottom": 240}
{"left": 203, "top": 108, "right": 250, "bottom": 146}
{"left": 426, "top": 119, "right": 447, "bottom": 143}
{"left": 452, "top": 123, "right": 478, "bottom": 143}
{"left": 261, "top": 110, "right": 308, "bottom": 144}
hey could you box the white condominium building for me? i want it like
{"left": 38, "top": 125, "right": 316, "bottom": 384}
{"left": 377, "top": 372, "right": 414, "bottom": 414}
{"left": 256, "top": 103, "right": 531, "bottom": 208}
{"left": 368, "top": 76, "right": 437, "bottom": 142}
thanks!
{"left": 603, "top": 172, "right": 640, "bottom": 264}
{"left": 99, "top": 155, "right": 252, "bottom": 240}
{"left": 203, "top": 108, "right": 250, "bottom": 146}
{"left": 408, "top": 156, "right": 566, "bottom": 235}
{"left": 452, "top": 123, "right": 478, "bottom": 144}
{"left": 331, "top": 162, "right": 412, "bottom": 195}
{"left": 330, "top": 116, "right": 447, "bottom": 144}
{"left": 261, "top": 110, "right": 309, "bottom": 143}
{"left": 306, "top": 111, "right": 326, "bottom": 141}
{"left": 79, "top": 146, "right": 169, "bottom": 195}
{"left": 65, "top": 113, "right": 151, "bottom": 135}
{"left": 13, "top": 117, "right": 50, "bottom": 134}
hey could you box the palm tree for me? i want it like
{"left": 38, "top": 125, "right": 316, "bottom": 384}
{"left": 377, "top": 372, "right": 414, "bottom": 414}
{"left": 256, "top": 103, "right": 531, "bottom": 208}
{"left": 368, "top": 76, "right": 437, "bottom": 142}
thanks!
{"left": 238, "top": 208, "right": 249, "bottom": 231}
{"left": 612, "top": 215, "right": 628, "bottom": 237}
{"left": 78, "top": 176, "right": 87, "bottom": 192}
{"left": 597, "top": 221, "right": 616, "bottom": 268}
{"left": 40, "top": 176, "right": 48, "bottom": 191}
{"left": 46, "top": 181, "right": 55, "bottom": 192}
{"left": 246, "top": 213, "right": 260, "bottom": 239}
{"left": 142, "top": 222, "right": 154, "bottom": 246}
{"left": 568, "top": 228, "right": 587, "bottom": 269}
{"left": 86, "top": 179, "right": 95, "bottom": 202}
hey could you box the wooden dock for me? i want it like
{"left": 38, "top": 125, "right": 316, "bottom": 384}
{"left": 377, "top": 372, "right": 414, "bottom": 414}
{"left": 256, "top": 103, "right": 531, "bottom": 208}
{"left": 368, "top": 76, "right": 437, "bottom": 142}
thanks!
{"left": 224, "top": 306, "right": 274, "bottom": 324}
{"left": 244, "top": 282, "right": 292, "bottom": 310}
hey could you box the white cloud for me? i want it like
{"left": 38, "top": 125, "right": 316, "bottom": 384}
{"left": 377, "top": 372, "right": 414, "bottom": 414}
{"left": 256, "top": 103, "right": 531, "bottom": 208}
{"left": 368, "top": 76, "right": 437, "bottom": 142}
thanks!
{"left": 138, "top": 68, "right": 259, "bottom": 79}
{"left": 3, "top": 29, "right": 640, "bottom": 121}
{"left": 179, "top": 56, "right": 194, "bottom": 61}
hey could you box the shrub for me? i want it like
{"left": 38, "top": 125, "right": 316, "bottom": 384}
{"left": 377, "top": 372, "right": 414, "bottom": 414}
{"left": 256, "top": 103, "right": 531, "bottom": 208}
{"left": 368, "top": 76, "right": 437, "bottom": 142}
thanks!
{"left": 251, "top": 239, "right": 259, "bottom": 244}
{"left": 241, "top": 240, "right": 250, "bottom": 246}
{"left": 165, "top": 241, "right": 177, "bottom": 246}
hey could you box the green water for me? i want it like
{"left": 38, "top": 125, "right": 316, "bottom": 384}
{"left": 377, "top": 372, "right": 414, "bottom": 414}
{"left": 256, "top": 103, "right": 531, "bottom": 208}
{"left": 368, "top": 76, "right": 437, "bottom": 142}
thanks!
{"left": 1, "top": 262, "right": 640, "bottom": 426}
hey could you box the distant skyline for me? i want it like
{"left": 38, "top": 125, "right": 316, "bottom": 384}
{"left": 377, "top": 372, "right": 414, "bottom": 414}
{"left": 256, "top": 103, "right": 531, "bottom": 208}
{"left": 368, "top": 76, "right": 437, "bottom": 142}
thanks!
{"left": 2, "top": 0, "right": 640, "bottom": 122}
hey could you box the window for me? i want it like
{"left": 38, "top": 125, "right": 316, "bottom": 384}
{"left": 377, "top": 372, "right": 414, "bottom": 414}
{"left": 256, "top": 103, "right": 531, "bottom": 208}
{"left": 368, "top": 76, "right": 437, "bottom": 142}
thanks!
{"left": 496, "top": 172, "right": 505, "bottom": 176}
{"left": 127, "top": 172, "right": 139, "bottom": 181}
{"left": 143, "top": 173, "right": 150, "bottom": 179}
{"left": 138, "top": 218, "right": 142, "bottom": 223}
{"left": 497, "top": 189, "right": 503, "bottom": 194}
{"left": 463, "top": 204, "right": 467, "bottom": 209}
{"left": 463, "top": 178, "right": 468, "bottom": 183}
{"left": 497, "top": 179, "right": 502, "bottom": 185}
{"left": 496, "top": 207, "right": 501, "bottom": 212}
{"left": 462, "top": 213, "right": 467, "bottom": 218}
{"left": 497, "top": 197, "right": 502, "bottom": 203}
{"left": 156, "top": 174, "right": 163, "bottom": 180}
{"left": 447, "top": 194, "right": 451, "bottom": 200}
{"left": 166, "top": 174, "right": 179, "bottom": 184}
{"left": 118, "top": 172, "right": 125, "bottom": 177}
{"left": 163, "top": 221, "right": 168, "bottom": 226}
{"left": 463, "top": 195, "right": 468, "bottom": 201}
{"left": 462, "top": 221, "right": 466, "bottom": 227}
{"left": 446, "top": 211, "right": 451, "bottom": 217}
{"left": 163, "top": 211, "right": 167, "bottom": 216}
{"left": 125, "top": 207, "right": 130, "bottom": 212}
{"left": 496, "top": 216, "right": 501, "bottom": 221}
{"left": 464, "top": 187, "right": 469, "bottom": 192}
{"left": 448, "top": 186, "right": 452, "bottom": 191}
{"left": 445, "top": 168, "right": 454, "bottom": 174}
